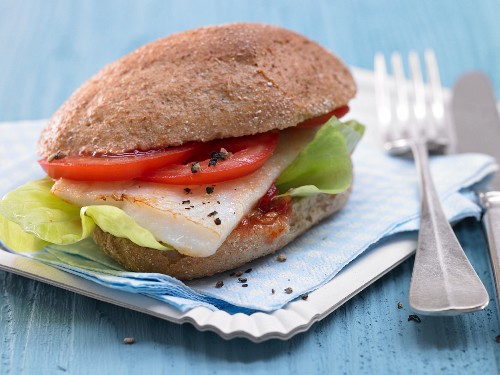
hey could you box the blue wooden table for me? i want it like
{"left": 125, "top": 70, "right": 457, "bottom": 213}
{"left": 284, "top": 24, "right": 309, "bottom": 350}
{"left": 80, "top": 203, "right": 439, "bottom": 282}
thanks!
{"left": 1, "top": 1, "right": 500, "bottom": 373}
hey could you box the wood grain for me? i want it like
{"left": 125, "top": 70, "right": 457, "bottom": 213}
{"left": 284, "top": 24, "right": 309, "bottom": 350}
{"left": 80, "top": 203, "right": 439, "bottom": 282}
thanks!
{"left": 1, "top": 0, "right": 500, "bottom": 374}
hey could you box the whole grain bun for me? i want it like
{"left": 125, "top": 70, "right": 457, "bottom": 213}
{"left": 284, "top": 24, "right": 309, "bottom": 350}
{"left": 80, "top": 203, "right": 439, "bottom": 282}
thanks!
{"left": 92, "top": 190, "right": 350, "bottom": 280}
{"left": 38, "top": 23, "right": 356, "bottom": 157}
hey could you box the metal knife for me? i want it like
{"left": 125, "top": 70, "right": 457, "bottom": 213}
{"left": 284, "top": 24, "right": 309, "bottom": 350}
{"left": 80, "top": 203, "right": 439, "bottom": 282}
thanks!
{"left": 451, "top": 72, "right": 500, "bottom": 312}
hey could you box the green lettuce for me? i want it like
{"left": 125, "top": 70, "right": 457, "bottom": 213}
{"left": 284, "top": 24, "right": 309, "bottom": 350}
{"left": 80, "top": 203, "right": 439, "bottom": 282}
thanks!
{"left": 0, "top": 118, "right": 364, "bottom": 252}
{"left": 0, "top": 178, "right": 94, "bottom": 252}
{"left": 276, "top": 118, "right": 365, "bottom": 197}
{"left": 0, "top": 215, "right": 50, "bottom": 252}
{"left": 83, "top": 205, "right": 171, "bottom": 250}
{"left": 0, "top": 178, "right": 170, "bottom": 252}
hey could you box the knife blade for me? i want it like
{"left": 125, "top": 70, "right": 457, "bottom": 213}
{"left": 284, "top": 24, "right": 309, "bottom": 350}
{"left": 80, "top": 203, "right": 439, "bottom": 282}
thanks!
{"left": 452, "top": 72, "right": 500, "bottom": 314}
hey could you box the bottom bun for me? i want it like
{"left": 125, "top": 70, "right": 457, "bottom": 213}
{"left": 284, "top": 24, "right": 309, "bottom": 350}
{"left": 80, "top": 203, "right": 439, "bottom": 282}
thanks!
{"left": 93, "top": 189, "right": 351, "bottom": 280}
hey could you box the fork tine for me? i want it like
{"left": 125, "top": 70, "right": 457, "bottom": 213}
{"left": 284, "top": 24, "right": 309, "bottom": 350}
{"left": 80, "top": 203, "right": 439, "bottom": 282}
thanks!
{"left": 391, "top": 52, "right": 409, "bottom": 125}
{"left": 424, "top": 49, "right": 449, "bottom": 148}
{"left": 424, "top": 50, "right": 444, "bottom": 120}
{"left": 409, "top": 51, "right": 426, "bottom": 121}
{"left": 374, "top": 53, "right": 391, "bottom": 126}
{"left": 408, "top": 52, "right": 426, "bottom": 140}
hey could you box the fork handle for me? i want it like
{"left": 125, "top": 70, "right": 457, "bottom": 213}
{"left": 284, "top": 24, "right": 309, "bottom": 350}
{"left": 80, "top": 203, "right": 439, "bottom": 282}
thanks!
{"left": 408, "top": 139, "right": 489, "bottom": 315}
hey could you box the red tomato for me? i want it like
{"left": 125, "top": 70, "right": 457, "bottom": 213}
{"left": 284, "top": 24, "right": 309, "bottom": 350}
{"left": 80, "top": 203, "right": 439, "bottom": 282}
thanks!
{"left": 140, "top": 132, "right": 280, "bottom": 185}
{"left": 297, "top": 105, "right": 350, "bottom": 128}
{"left": 39, "top": 144, "right": 198, "bottom": 181}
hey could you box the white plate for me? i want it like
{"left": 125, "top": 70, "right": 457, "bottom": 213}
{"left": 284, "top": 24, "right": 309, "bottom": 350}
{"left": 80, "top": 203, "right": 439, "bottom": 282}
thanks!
{"left": 0, "top": 68, "right": 419, "bottom": 342}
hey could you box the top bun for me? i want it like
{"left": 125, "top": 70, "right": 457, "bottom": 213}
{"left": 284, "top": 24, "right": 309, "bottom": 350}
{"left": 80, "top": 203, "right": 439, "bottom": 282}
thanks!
{"left": 38, "top": 23, "right": 356, "bottom": 157}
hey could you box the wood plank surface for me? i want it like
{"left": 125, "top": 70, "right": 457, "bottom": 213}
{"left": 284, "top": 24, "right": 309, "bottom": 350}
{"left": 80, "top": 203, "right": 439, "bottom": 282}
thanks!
{"left": 1, "top": 1, "right": 500, "bottom": 374}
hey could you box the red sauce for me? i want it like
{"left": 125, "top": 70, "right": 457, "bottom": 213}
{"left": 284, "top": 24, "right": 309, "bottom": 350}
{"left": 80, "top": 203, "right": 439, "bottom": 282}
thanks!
{"left": 238, "top": 183, "right": 292, "bottom": 239}
{"left": 254, "top": 183, "right": 291, "bottom": 216}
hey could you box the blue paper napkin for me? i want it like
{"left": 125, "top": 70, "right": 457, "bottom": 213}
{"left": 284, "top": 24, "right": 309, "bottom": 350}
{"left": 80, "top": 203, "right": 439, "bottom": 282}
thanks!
{"left": 9, "top": 139, "right": 496, "bottom": 314}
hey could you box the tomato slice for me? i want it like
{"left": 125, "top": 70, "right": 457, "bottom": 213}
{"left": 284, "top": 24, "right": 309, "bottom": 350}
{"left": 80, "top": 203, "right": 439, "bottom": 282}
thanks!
{"left": 297, "top": 105, "right": 350, "bottom": 128}
{"left": 140, "top": 132, "right": 280, "bottom": 185}
{"left": 40, "top": 106, "right": 337, "bottom": 184}
{"left": 39, "top": 144, "right": 199, "bottom": 181}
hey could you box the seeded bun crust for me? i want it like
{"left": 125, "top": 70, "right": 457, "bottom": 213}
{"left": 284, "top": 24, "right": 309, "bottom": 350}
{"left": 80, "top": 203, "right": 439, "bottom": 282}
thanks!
{"left": 38, "top": 23, "right": 356, "bottom": 157}
{"left": 92, "top": 190, "right": 351, "bottom": 280}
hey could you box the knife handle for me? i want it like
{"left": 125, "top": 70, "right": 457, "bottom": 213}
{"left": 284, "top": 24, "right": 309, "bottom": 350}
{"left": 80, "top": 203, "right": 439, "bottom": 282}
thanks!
{"left": 482, "top": 192, "right": 500, "bottom": 310}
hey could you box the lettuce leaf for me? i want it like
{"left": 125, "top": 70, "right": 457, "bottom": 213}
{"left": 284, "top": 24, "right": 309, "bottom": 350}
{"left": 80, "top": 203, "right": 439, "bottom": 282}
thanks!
{"left": 0, "top": 178, "right": 170, "bottom": 252}
{"left": 0, "top": 178, "right": 95, "bottom": 250}
{"left": 0, "top": 215, "right": 49, "bottom": 252}
{"left": 276, "top": 118, "right": 365, "bottom": 197}
{"left": 83, "top": 205, "right": 171, "bottom": 250}
{"left": 0, "top": 117, "right": 364, "bottom": 251}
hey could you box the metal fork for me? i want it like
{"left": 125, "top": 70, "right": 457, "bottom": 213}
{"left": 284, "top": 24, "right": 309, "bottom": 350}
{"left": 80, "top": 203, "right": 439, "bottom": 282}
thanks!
{"left": 374, "top": 50, "right": 489, "bottom": 315}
